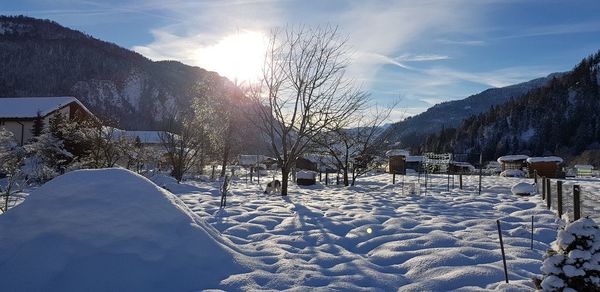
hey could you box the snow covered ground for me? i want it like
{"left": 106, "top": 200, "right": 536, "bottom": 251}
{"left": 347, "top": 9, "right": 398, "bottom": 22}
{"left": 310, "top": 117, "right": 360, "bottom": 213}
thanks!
{"left": 4, "top": 169, "right": 599, "bottom": 290}
{"left": 162, "top": 173, "right": 562, "bottom": 291}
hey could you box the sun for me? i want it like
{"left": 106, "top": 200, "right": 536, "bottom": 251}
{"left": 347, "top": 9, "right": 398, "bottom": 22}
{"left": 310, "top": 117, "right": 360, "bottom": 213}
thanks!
{"left": 196, "top": 31, "right": 267, "bottom": 83}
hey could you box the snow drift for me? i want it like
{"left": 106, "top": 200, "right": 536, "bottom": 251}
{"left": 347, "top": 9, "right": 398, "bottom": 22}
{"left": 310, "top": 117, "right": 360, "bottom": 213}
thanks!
{"left": 0, "top": 168, "right": 249, "bottom": 292}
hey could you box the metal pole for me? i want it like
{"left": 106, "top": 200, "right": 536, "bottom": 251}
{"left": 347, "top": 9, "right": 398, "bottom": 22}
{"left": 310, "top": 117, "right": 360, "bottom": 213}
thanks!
{"left": 496, "top": 220, "right": 509, "bottom": 283}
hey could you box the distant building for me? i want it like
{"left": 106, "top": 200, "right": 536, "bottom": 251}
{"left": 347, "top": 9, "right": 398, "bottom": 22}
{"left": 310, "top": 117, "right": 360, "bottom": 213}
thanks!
{"left": 386, "top": 149, "right": 409, "bottom": 174}
{"left": 574, "top": 164, "right": 593, "bottom": 178}
{"left": 0, "top": 97, "right": 94, "bottom": 145}
{"left": 497, "top": 155, "right": 529, "bottom": 171}
{"left": 527, "top": 156, "right": 564, "bottom": 178}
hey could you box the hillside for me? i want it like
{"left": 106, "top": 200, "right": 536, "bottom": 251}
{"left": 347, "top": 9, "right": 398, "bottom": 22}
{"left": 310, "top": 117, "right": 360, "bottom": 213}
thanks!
{"left": 382, "top": 73, "right": 559, "bottom": 147}
{"left": 419, "top": 51, "right": 600, "bottom": 163}
{"left": 0, "top": 15, "right": 237, "bottom": 130}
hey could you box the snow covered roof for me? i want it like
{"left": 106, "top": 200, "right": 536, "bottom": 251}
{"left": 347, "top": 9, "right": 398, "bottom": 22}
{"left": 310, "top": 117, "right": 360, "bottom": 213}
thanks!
{"left": 574, "top": 164, "right": 593, "bottom": 169}
{"left": 0, "top": 96, "right": 92, "bottom": 119}
{"left": 386, "top": 149, "right": 410, "bottom": 157}
{"left": 405, "top": 156, "right": 425, "bottom": 162}
{"left": 497, "top": 155, "right": 529, "bottom": 163}
{"left": 527, "top": 156, "right": 563, "bottom": 164}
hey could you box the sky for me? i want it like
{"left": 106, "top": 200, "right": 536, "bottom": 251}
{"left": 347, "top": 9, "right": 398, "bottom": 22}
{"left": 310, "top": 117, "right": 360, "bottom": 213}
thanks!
{"left": 3, "top": 0, "right": 600, "bottom": 120}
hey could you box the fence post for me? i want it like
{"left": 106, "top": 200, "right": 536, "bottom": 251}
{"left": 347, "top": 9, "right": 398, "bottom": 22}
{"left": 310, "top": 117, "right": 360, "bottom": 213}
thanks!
{"left": 459, "top": 173, "right": 463, "bottom": 190}
{"left": 542, "top": 177, "right": 546, "bottom": 200}
{"left": 546, "top": 178, "right": 551, "bottom": 209}
{"left": 325, "top": 172, "right": 329, "bottom": 185}
{"left": 496, "top": 220, "right": 509, "bottom": 283}
{"left": 393, "top": 172, "right": 396, "bottom": 184}
{"left": 534, "top": 170, "right": 537, "bottom": 185}
{"left": 573, "top": 185, "right": 581, "bottom": 220}
{"left": 557, "top": 181, "right": 563, "bottom": 217}
{"left": 478, "top": 154, "right": 483, "bottom": 195}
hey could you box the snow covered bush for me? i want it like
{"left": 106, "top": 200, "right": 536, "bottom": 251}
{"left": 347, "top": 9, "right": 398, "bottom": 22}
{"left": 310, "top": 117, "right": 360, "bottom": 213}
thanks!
{"left": 538, "top": 217, "right": 600, "bottom": 291}
{"left": 24, "top": 132, "right": 73, "bottom": 183}
{"left": 0, "top": 128, "right": 26, "bottom": 212}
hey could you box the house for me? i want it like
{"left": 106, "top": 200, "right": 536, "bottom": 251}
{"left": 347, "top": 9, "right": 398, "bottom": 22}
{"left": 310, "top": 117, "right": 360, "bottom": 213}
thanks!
{"left": 574, "top": 164, "right": 593, "bottom": 178}
{"left": 386, "top": 149, "right": 409, "bottom": 174}
{"left": 527, "top": 156, "right": 564, "bottom": 178}
{"left": 0, "top": 97, "right": 94, "bottom": 145}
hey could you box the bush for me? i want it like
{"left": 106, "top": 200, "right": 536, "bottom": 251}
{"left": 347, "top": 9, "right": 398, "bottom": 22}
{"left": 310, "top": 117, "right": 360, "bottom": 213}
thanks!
{"left": 539, "top": 217, "right": 600, "bottom": 291}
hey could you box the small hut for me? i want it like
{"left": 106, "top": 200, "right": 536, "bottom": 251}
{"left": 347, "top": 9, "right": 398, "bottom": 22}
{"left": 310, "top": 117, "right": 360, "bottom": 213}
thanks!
{"left": 296, "top": 170, "right": 318, "bottom": 186}
{"left": 574, "top": 164, "right": 593, "bottom": 178}
{"left": 386, "top": 149, "right": 409, "bottom": 174}
{"left": 527, "top": 156, "right": 564, "bottom": 178}
{"left": 497, "top": 155, "right": 529, "bottom": 171}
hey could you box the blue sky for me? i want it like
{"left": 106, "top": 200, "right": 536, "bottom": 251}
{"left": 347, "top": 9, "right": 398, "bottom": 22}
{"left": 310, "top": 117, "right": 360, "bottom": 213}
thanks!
{"left": 3, "top": 0, "right": 600, "bottom": 120}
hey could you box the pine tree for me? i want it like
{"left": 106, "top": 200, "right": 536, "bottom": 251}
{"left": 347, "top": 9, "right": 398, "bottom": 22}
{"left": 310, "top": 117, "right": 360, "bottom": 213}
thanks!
{"left": 31, "top": 111, "right": 44, "bottom": 137}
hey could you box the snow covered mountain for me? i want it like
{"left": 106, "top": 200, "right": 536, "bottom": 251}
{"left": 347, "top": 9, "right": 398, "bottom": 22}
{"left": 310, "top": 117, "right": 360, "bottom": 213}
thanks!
{"left": 381, "top": 72, "right": 562, "bottom": 147}
{"left": 0, "top": 16, "right": 239, "bottom": 130}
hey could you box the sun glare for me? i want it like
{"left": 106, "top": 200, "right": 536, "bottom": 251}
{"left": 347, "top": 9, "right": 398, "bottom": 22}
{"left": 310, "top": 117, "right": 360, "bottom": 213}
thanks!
{"left": 197, "top": 31, "right": 267, "bottom": 83}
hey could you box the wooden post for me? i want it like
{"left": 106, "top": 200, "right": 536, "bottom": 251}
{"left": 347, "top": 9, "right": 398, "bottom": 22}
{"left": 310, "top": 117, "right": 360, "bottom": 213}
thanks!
{"left": 336, "top": 172, "right": 339, "bottom": 185}
{"left": 557, "top": 181, "right": 563, "bottom": 217}
{"left": 478, "top": 153, "right": 483, "bottom": 195}
{"left": 211, "top": 165, "right": 216, "bottom": 180}
{"left": 392, "top": 172, "right": 396, "bottom": 184}
{"left": 573, "top": 185, "right": 581, "bottom": 220}
{"left": 319, "top": 172, "right": 322, "bottom": 182}
{"left": 325, "top": 172, "right": 329, "bottom": 185}
{"left": 531, "top": 215, "right": 534, "bottom": 250}
{"left": 497, "top": 220, "right": 509, "bottom": 283}
{"left": 534, "top": 170, "right": 537, "bottom": 185}
{"left": 542, "top": 177, "right": 546, "bottom": 200}
{"left": 257, "top": 165, "right": 261, "bottom": 184}
{"left": 447, "top": 173, "right": 450, "bottom": 191}
{"left": 250, "top": 167, "right": 253, "bottom": 182}
{"left": 459, "top": 173, "right": 463, "bottom": 190}
{"left": 548, "top": 178, "right": 552, "bottom": 206}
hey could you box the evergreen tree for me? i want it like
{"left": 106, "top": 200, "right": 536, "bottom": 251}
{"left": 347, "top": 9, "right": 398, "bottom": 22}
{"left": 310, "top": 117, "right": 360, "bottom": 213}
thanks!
{"left": 31, "top": 111, "right": 44, "bottom": 137}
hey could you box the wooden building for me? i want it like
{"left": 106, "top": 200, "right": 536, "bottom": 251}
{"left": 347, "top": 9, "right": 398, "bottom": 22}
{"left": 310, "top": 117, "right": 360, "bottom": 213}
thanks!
{"left": 497, "top": 155, "right": 529, "bottom": 171}
{"left": 386, "top": 149, "right": 409, "bottom": 174}
{"left": 527, "top": 156, "right": 564, "bottom": 178}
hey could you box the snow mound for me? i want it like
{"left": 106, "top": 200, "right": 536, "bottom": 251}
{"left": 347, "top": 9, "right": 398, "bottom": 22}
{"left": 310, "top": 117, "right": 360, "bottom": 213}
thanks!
{"left": 500, "top": 169, "right": 526, "bottom": 178}
{"left": 0, "top": 168, "right": 249, "bottom": 292}
{"left": 511, "top": 182, "right": 536, "bottom": 196}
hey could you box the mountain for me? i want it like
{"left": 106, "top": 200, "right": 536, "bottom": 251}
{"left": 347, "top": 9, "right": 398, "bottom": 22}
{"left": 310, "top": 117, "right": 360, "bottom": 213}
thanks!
{"left": 0, "top": 15, "right": 238, "bottom": 130}
{"left": 419, "top": 51, "right": 600, "bottom": 164}
{"left": 381, "top": 72, "right": 561, "bottom": 147}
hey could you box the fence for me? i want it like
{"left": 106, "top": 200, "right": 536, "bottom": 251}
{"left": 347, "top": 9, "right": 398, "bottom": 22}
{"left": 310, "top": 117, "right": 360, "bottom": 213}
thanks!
{"left": 534, "top": 173, "right": 600, "bottom": 222}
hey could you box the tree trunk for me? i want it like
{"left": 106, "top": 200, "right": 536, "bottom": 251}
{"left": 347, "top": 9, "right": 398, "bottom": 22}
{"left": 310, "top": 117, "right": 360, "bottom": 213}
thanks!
{"left": 281, "top": 168, "right": 289, "bottom": 196}
{"left": 343, "top": 167, "right": 349, "bottom": 186}
{"left": 220, "top": 143, "right": 230, "bottom": 178}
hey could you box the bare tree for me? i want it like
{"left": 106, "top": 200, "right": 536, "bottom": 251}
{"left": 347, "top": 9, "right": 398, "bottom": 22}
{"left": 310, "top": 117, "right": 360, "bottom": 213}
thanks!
{"left": 159, "top": 112, "right": 207, "bottom": 182}
{"left": 314, "top": 105, "right": 394, "bottom": 186}
{"left": 249, "top": 25, "right": 367, "bottom": 196}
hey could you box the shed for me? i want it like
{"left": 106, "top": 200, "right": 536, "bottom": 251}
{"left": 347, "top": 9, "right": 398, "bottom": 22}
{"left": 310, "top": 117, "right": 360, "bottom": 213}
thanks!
{"left": 574, "top": 164, "right": 593, "bottom": 178}
{"left": 497, "top": 155, "right": 529, "bottom": 171}
{"left": 405, "top": 156, "right": 424, "bottom": 173}
{"left": 527, "top": 156, "right": 563, "bottom": 178}
{"left": 295, "top": 157, "right": 318, "bottom": 172}
{"left": 386, "top": 149, "right": 409, "bottom": 174}
{"left": 296, "top": 170, "right": 317, "bottom": 186}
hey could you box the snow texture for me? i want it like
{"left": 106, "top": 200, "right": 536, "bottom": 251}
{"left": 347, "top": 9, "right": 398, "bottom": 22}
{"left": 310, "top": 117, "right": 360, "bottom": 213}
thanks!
{"left": 511, "top": 182, "right": 536, "bottom": 196}
{"left": 0, "top": 168, "right": 251, "bottom": 291}
{"left": 166, "top": 173, "right": 559, "bottom": 290}
{"left": 386, "top": 149, "right": 410, "bottom": 157}
{"left": 501, "top": 169, "right": 526, "bottom": 178}
{"left": 497, "top": 155, "right": 529, "bottom": 163}
{"left": 0, "top": 96, "right": 91, "bottom": 118}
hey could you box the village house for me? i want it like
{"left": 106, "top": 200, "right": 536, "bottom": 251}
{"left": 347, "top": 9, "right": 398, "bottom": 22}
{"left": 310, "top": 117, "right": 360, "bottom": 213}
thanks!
{"left": 0, "top": 97, "right": 94, "bottom": 145}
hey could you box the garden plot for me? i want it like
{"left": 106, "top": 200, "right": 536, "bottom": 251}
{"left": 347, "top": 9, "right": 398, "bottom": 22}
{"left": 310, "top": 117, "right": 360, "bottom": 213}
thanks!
{"left": 169, "top": 173, "right": 560, "bottom": 291}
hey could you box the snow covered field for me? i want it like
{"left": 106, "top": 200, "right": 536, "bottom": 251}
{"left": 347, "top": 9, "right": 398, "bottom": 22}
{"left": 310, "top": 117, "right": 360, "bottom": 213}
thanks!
{"left": 164, "top": 173, "right": 561, "bottom": 291}
{"left": 4, "top": 169, "right": 599, "bottom": 290}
